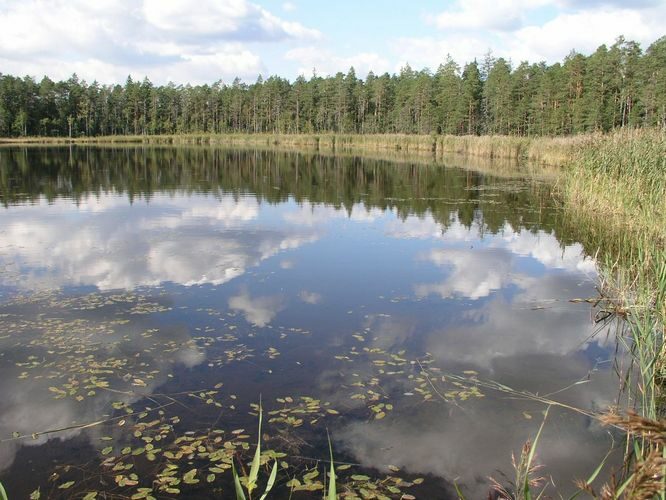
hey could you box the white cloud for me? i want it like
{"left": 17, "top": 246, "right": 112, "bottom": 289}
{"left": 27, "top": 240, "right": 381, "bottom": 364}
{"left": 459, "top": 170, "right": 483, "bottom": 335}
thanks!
{"left": 318, "top": 274, "right": 613, "bottom": 498}
{"left": 282, "top": 1, "right": 297, "bottom": 12}
{"left": 431, "top": 0, "right": 550, "bottom": 32}
{"left": 498, "top": 224, "right": 597, "bottom": 275}
{"left": 283, "top": 201, "right": 387, "bottom": 226}
{"left": 228, "top": 289, "right": 285, "bottom": 326}
{"left": 507, "top": 6, "right": 665, "bottom": 63}
{"left": 391, "top": 35, "right": 492, "bottom": 73}
{"left": 298, "top": 290, "right": 322, "bottom": 304}
{"left": 415, "top": 248, "right": 514, "bottom": 300}
{"left": 143, "top": 0, "right": 319, "bottom": 40}
{"left": 387, "top": 212, "right": 476, "bottom": 241}
{"left": 285, "top": 46, "right": 391, "bottom": 78}
{"left": 349, "top": 205, "right": 385, "bottom": 223}
{"left": 0, "top": 193, "right": 318, "bottom": 290}
{"left": 0, "top": 0, "right": 319, "bottom": 83}
{"left": 417, "top": 0, "right": 666, "bottom": 67}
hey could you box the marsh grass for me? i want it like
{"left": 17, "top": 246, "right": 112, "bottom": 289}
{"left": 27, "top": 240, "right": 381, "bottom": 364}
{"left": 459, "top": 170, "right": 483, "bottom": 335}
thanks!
{"left": 0, "top": 132, "right": 580, "bottom": 166}
{"left": 489, "top": 407, "right": 551, "bottom": 500}
{"left": 561, "top": 129, "right": 666, "bottom": 256}
{"left": 572, "top": 411, "right": 666, "bottom": 499}
{"left": 559, "top": 129, "right": 665, "bottom": 419}
{"left": 543, "top": 128, "right": 666, "bottom": 498}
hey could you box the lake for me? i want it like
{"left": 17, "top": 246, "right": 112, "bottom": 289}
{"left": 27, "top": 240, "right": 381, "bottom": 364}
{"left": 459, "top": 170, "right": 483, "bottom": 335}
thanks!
{"left": 0, "top": 146, "right": 620, "bottom": 499}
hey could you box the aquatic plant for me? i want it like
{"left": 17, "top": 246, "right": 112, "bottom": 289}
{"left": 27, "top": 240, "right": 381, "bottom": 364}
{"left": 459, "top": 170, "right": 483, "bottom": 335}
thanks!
{"left": 489, "top": 407, "right": 551, "bottom": 500}
{"left": 232, "top": 401, "right": 278, "bottom": 500}
{"left": 574, "top": 411, "right": 666, "bottom": 499}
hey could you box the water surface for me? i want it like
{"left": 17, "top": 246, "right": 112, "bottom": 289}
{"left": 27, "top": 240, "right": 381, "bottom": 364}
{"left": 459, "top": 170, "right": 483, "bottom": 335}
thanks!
{"left": 0, "top": 147, "right": 618, "bottom": 498}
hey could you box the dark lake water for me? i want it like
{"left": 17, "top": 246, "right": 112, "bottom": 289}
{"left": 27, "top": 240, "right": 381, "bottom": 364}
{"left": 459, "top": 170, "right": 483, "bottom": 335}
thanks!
{"left": 0, "top": 146, "right": 620, "bottom": 499}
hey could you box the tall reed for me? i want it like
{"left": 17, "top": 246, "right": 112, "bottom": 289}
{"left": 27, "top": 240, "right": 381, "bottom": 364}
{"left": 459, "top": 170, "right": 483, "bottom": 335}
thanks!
{"left": 1, "top": 132, "right": 579, "bottom": 166}
{"left": 557, "top": 128, "right": 666, "bottom": 497}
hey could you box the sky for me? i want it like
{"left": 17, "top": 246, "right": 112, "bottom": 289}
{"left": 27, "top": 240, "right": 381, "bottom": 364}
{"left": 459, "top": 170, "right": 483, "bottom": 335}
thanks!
{"left": 0, "top": 0, "right": 664, "bottom": 85}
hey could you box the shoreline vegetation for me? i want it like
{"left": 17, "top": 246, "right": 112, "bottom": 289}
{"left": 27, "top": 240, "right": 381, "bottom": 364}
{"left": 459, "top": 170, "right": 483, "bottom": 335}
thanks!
{"left": 1, "top": 128, "right": 664, "bottom": 497}
{"left": 0, "top": 131, "right": 582, "bottom": 166}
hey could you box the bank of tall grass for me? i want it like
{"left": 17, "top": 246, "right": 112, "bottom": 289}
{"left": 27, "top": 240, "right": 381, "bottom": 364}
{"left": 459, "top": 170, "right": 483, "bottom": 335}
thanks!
{"left": 553, "top": 129, "right": 665, "bottom": 498}
{"left": 562, "top": 128, "right": 665, "bottom": 411}
{"left": 0, "top": 132, "right": 581, "bottom": 166}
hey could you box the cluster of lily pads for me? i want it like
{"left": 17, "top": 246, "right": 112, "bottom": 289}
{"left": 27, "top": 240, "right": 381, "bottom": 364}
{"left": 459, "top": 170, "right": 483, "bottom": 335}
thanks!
{"left": 0, "top": 286, "right": 487, "bottom": 498}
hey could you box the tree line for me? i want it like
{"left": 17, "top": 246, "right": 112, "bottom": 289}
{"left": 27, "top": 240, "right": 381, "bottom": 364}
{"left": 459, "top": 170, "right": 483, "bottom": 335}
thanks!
{"left": 0, "top": 36, "right": 664, "bottom": 138}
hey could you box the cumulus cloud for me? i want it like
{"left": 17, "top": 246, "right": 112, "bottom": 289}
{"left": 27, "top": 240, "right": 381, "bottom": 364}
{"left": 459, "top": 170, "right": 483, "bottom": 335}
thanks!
{"left": 319, "top": 277, "right": 614, "bottom": 497}
{"left": 142, "top": 0, "right": 319, "bottom": 41}
{"left": 337, "top": 383, "right": 615, "bottom": 498}
{"left": 282, "top": 2, "right": 297, "bottom": 12}
{"left": 313, "top": 215, "right": 610, "bottom": 496}
{"left": 228, "top": 289, "right": 285, "bottom": 326}
{"left": 506, "top": 6, "right": 665, "bottom": 63}
{"left": 415, "top": 248, "right": 514, "bottom": 300}
{"left": 285, "top": 46, "right": 391, "bottom": 78}
{"left": 497, "top": 224, "right": 597, "bottom": 275}
{"left": 283, "top": 201, "right": 387, "bottom": 226}
{"left": 298, "top": 290, "right": 322, "bottom": 304}
{"left": 0, "top": 0, "right": 319, "bottom": 83}
{"left": 413, "top": 238, "right": 594, "bottom": 306}
{"left": 0, "top": 193, "right": 318, "bottom": 290}
{"left": 431, "top": 0, "right": 550, "bottom": 32}
{"left": 419, "top": 0, "right": 666, "bottom": 67}
{"left": 391, "top": 35, "right": 493, "bottom": 72}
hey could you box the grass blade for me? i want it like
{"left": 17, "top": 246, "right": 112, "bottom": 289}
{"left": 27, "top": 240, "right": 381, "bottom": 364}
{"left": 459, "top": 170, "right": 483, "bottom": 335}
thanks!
{"left": 453, "top": 480, "right": 466, "bottom": 499}
{"left": 248, "top": 399, "right": 263, "bottom": 492}
{"left": 567, "top": 446, "right": 614, "bottom": 499}
{"left": 327, "top": 429, "right": 336, "bottom": 500}
{"left": 523, "top": 405, "right": 550, "bottom": 500}
{"left": 0, "top": 481, "right": 7, "bottom": 500}
{"left": 259, "top": 460, "right": 278, "bottom": 500}
{"left": 232, "top": 460, "right": 247, "bottom": 500}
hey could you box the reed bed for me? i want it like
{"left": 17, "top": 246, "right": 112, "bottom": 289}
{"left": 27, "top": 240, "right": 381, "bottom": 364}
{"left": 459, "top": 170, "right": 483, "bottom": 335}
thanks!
{"left": 551, "top": 128, "right": 666, "bottom": 499}
{"left": 562, "top": 129, "right": 665, "bottom": 254}
{"left": 0, "top": 132, "right": 577, "bottom": 166}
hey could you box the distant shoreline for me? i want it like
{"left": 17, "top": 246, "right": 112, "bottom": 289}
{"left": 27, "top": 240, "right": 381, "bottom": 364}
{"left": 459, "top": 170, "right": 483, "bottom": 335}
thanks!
{"left": 0, "top": 132, "right": 586, "bottom": 167}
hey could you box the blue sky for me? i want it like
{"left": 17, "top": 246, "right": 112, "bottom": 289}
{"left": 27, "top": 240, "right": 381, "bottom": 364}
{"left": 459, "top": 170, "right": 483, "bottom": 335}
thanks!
{"left": 0, "top": 0, "right": 664, "bottom": 84}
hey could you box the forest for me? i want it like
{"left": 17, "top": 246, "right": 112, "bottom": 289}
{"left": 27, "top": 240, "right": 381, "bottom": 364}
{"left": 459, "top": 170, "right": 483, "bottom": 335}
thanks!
{"left": 0, "top": 36, "right": 664, "bottom": 139}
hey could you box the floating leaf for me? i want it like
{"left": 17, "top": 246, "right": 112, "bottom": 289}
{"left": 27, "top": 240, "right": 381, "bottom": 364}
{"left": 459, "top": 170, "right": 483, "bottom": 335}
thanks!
{"left": 131, "top": 488, "right": 153, "bottom": 499}
{"left": 183, "top": 469, "right": 199, "bottom": 485}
